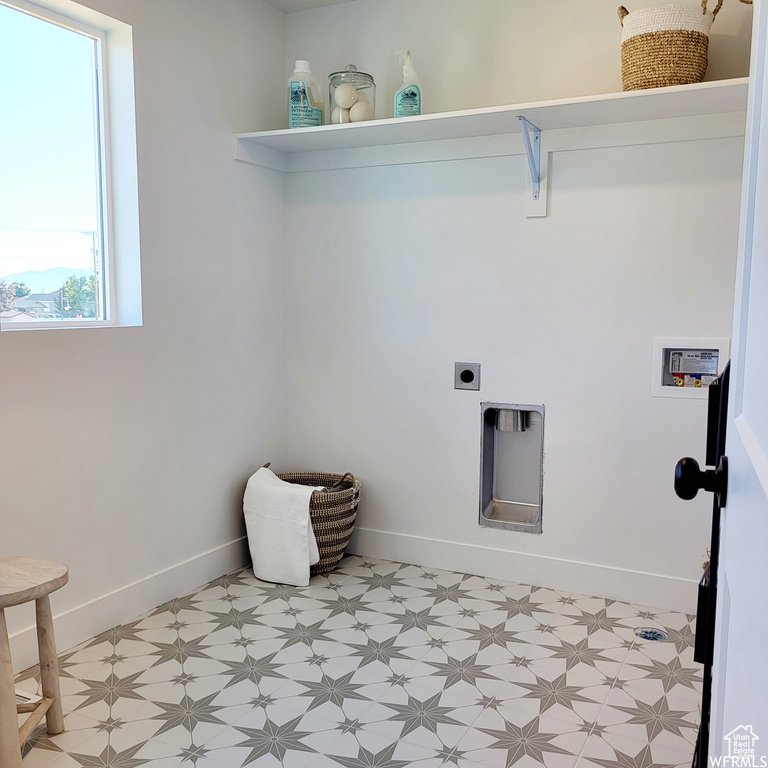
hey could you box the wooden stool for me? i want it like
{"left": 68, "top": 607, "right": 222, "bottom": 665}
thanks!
{"left": 0, "top": 558, "right": 68, "bottom": 768}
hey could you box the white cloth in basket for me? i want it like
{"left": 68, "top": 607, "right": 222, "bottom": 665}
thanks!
{"left": 243, "top": 467, "right": 321, "bottom": 586}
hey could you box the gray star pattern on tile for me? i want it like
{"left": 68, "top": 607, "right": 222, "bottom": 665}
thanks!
{"left": 150, "top": 691, "right": 227, "bottom": 736}
{"left": 567, "top": 607, "right": 629, "bottom": 636}
{"left": 234, "top": 635, "right": 258, "bottom": 650}
{"left": 21, "top": 726, "right": 65, "bottom": 757}
{"left": 96, "top": 716, "right": 126, "bottom": 734}
{"left": 148, "top": 594, "right": 202, "bottom": 618}
{"left": 330, "top": 742, "right": 411, "bottom": 768}
{"left": 384, "top": 607, "right": 438, "bottom": 632}
{"left": 308, "top": 651, "right": 329, "bottom": 666}
{"left": 590, "top": 743, "right": 676, "bottom": 768}
{"left": 46, "top": 650, "right": 87, "bottom": 681}
{"left": 540, "top": 637, "right": 619, "bottom": 670}
{"left": 207, "top": 570, "right": 257, "bottom": 591}
{"left": 459, "top": 622, "right": 522, "bottom": 651}
{"left": 348, "top": 636, "right": 413, "bottom": 667}
{"left": 233, "top": 716, "right": 317, "bottom": 763}
{"left": 101, "top": 652, "right": 128, "bottom": 665}
{"left": 69, "top": 743, "right": 146, "bottom": 768}
{"left": 478, "top": 716, "right": 574, "bottom": 765}
{"left": 259, "top": 583, "right": 311, "bottom": 604}
{"left": 436, "top": 744, "right": 472, "bottom": 766}
{"left": 274, "top": 618, "right": 332, "bottom": 649}
{"left": 579, "top": 719, "right": 607, "bottom": 735}
{"left": 478, "top": 693, "right": 505, "bottom": 710}
{"left": 426, "top": 653, "right": 498, "bottom": 688}
{"left": 614, "top": 695, "right": 695, "bottom": 740}
{"left": 74, "top": 670, "right": 148, "bottom": 710}
{"left": 298, "top": 670, "right": 372, "bottom": 710}
{"left": 148, "top": 635, "right": 215, "bottom": 667}
{"left": 384, "top": 691, "right": 462, "bottom": 737}
{"left": 171, "top": 671, "right": 197, "bottom": 686}
{"left": 12, "top": 556, "right": 702, "bottom": 768}
{"left": 340, "top": 716, "right": 365, "bottom": 734}
{"left": 516, "top": 671, "right": 595, "bottom": 713}
{"left": 356, "top": 571, "right": 409, "bottom": 592}
{"left": 178, "top": 742, "right": 212, "bottom": 764}
{"left": 418, "top": 580, "right": 475, "bottom": 604}
{"left": 486, "top": 593, "right": 553, "bottom": 620}
{"left": 662, "top": 623, "right": 696, "bottom": 654}
{"left": 205, "top": 605, "right": 261, "bottom": 632}
{"left": 218, "top": 650, "right": 286, "bottom": 687}
{"left": 84, "top": 620, "right": 147, "bottom": 649}
{"left": 628, "top": 656, "right": 701, "bottom": 693}
{"left": 319, "top": 593, "right": 374, "bottom": 618}
{"left": 250, "top": 692, "right": 276, "bottom": 707}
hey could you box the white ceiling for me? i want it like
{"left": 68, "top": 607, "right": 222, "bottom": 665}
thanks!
{"left": 264, "top": 0, "right": 355, "bottom": 13}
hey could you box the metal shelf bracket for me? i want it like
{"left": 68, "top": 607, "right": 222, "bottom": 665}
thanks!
{"left": 517, "top": 116, "right": 541, "bottom": 200}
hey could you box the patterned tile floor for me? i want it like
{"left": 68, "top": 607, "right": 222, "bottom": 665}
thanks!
{"left": 14, "top": 556, "right": 702, "bottom": 768}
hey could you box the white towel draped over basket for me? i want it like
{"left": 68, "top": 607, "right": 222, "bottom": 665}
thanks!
{"left": 242, "top": 466, "right": 323, "bottom": 586}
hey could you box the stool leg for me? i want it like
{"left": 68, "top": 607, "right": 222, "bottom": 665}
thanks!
{"left": 0, "top": 608, "right": 23, "bottom": 768}
{"left": 35, "top": 596, "right": 64, "bottom": 735}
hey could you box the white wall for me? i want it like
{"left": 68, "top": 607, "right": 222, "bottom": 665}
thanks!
{"left": 278, "top": 1, "right": 750, "bottom": 616}
{"left": 284, "top": 134, "right": 743, "bottom": 613}
{"left": 0, "top": 0, "right": 750, "bottom": 672}
{"left": 0, "top": 0, "right": 287, "bottom": 669}
{"left": 286, "top": 0, "right": 753, "bottom": 119}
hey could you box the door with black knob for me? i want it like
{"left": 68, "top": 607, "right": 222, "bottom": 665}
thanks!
{"left": 674, "top": 364, "right": 729, "bottom": 768}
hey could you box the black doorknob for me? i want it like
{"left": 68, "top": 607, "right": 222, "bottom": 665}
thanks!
{"left": 674, "top": 455, "right": 728, "bottom": 507}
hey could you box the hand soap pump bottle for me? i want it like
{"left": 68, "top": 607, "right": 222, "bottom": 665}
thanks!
{"left": 288, "top": 60, "right": 325, "bottom": 128}
{"left": 394, "top": 50, "right": 422, "bottom": 118}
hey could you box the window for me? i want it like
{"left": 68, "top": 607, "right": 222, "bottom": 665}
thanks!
{"left": 0, "top": 0, "right": 141, "bottom": 329}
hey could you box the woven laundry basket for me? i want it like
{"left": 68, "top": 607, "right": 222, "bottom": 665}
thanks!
{"left": 277, "top": 471, "right": 361, "bottom": 575}
{"left": 618, "top": 0, "right": 722, "bottom": 91}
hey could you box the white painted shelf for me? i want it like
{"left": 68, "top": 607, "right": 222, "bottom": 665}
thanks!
{"left": 236, "top": 78, "right": 748, "bottom": 161}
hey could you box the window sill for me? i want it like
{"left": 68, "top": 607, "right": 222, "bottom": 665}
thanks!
{"left": 0, "top": 319, "right": 136, "bottom": 332}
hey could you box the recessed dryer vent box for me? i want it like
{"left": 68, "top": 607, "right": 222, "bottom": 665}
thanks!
{"left": 652, "top": 337, "right": 730, "bottom": 400}
{"left": 479, "top": 402, "right": 544, "bottom": 534}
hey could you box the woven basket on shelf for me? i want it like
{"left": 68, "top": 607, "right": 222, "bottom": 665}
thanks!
{"left": 277, "top": 471, "right": 361, "bottom": 575}
{"left": 618, "top": 0, "right": 722, "bottom": 91}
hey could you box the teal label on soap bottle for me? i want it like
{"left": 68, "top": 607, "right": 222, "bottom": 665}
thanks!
{"left": 395, "top": 84, "right": 421, "bottom": 117}
{"left": 290, "top": 81, "right": 323, "bottom": 127}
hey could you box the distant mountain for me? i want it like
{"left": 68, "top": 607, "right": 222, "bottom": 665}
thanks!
{"left": 0, "top": 267, "right": 91, "bottom": 294}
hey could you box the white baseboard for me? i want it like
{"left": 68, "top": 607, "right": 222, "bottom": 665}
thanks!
{"left": 9, "top": 537, "right": 250, "bottom": 672}
{"left": 349, "top": 527, "right": 698, "bottom": 614}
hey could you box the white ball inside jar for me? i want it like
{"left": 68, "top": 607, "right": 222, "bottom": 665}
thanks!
{"left": 331, "top": 106, "right": 351, "bottom": 124}
{"left": 334, "top": 83, "right": 359, "bottom": 109}
{"left": 349, "top": 100, "right": 372, "bottom": 122}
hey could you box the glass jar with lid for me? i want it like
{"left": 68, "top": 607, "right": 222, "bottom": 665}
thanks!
{"left": 328, "top": 65, "right": 375, "bottom": 124}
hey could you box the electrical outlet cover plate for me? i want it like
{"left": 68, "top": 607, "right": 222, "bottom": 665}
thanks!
{"left": 455, "top": 362, "right": 481, "bottom": 391}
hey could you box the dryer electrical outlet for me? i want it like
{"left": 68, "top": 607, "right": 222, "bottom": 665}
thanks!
{"left": 455, "top": 363, "right": 481, "bottom": 391}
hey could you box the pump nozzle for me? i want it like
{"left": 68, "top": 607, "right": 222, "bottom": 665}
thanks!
{"left": 395, "top": 50, "right": 418, "bottom": 83}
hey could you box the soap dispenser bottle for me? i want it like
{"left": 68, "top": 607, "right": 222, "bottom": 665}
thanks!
{"left": 288, "top": 60, "right": 325, "bottom": 128}
{"left": 394, "top": 50, "right": 422, "bottom": 118}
